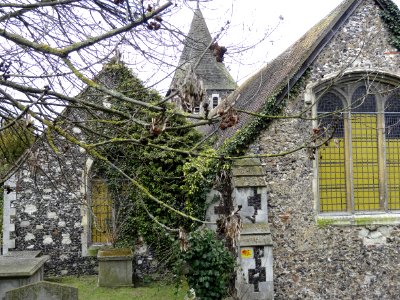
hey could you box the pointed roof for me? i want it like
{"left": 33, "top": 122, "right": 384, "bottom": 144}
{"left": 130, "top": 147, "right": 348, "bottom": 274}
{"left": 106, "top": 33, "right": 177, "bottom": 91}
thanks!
{"left": 171, "top": 9, "right": 237, "bottom": 91}
{"left": 206, "top": 0, "right": 400, "bottom": 149}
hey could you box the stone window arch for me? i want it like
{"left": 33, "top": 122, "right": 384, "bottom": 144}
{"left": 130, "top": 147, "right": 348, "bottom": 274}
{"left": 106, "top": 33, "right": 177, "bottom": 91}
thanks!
{"left": 315, "top": 73, "right": 400, "bottom": 214}
{"left": 80, "top": 158, "right": 115, "bottom": 255}
{"left": 384, "top": 92, "right": 400, "bottom": 210}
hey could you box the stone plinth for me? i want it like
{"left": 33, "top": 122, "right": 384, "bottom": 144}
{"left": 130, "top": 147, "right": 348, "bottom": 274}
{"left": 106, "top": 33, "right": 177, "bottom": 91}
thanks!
{"left": 5, "top": 281, "right": 78, "bottom": 300}
{"left": 3, "top": 251, "right": 42, "bottom": 258}
{"left": 232, "top": 159, "right": 268, "bottom": 224}
{"left": 236, "top": 223, "right": 273, "bottom": 300}
{"left": 97, "top": 248, "right": 133, "bottom": 287}
{"left": 0, "top": 254, "right": 49, "bottom": 300}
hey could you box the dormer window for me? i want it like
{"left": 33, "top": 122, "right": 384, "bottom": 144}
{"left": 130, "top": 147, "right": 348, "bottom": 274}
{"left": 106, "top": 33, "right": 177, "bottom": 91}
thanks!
{"left": 193, "top": 106, "right": 200, "bottom": 114}
{"left": 212, "top": 94, "right": 220, "bottom": 108}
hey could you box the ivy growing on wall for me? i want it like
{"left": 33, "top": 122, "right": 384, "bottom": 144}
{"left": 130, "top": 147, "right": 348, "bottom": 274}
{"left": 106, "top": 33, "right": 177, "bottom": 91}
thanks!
{"left": 219, "top": 70, "right": 309, "bottom": 158}
{"left": 181, "top": 70, "right": 309, "bottom": 221}
{"left": 219, "top": 91, "right": 284, "bottom": 157}
{"left": 82, "top": 59, "right": 309, "bottom": 291}
{"left": 379, "top": 0, "right": 400, "bottom": 50}
{"left": 88, "top": 62, "right": 209, "bottom": 257}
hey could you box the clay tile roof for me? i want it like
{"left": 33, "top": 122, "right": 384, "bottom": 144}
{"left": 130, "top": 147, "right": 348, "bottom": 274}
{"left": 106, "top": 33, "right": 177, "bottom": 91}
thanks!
{"left": 171, "top": 9, "right": 237, "bottom": 91}
{"left": 205, "top": 0, "right": 361, "bottom": 148}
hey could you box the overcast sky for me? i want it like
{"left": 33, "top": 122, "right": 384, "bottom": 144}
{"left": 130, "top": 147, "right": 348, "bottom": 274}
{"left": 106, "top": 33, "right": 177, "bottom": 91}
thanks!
{"left": 167, "top": 0, "right": 400, "bottom": 88}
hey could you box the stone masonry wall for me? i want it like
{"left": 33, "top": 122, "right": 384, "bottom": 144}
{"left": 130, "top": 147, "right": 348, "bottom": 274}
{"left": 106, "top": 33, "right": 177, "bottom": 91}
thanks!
{"left": 12, "top": 132, "right": 97, "bottom": 276}
{"left": 252, "top": 1, "right": 400, "bottom": 299}
{"left": 2, "top": 65, "right": 161, "bottom": 277}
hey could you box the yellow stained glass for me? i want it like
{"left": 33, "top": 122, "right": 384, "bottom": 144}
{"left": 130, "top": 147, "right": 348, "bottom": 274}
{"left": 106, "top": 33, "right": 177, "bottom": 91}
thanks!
{"left": 91, "top": 179, "right": 113, "bottom": 243}
{"left": 386, "top": 139, "right": 400, "bottom": 210}
{"left": 318, "top": 86, "right": 400, "bottom": 213}
{"left": 351, "top": 114, "right": 380, "bottom": 211}
{"left": 318, "top": 138, "right": 347, "bottom": 212}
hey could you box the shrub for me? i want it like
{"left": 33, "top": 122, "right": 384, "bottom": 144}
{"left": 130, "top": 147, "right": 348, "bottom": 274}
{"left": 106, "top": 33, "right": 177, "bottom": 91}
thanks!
{"left": 181, "top": 228, "right": 235, "bottom": 300}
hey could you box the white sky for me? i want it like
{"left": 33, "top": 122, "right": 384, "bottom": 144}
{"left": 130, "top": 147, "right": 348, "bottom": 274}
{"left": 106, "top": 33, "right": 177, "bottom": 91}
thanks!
{"left": 164, "top": 0, "right": 400, "bottom": 90}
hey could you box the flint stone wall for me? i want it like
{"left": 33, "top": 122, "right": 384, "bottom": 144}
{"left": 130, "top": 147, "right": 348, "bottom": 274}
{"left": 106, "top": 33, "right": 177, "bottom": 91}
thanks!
{"left": 2, "top": 67, "right": 160, "bottom": 277}
{"left": 4, "top": 129, "right": 161, "bottom": 277}
{"left": 252, "top": 1, "right": 400, "bottom": 298}
{"left": 8, "top": 132, "right": 97, "bottom": 276}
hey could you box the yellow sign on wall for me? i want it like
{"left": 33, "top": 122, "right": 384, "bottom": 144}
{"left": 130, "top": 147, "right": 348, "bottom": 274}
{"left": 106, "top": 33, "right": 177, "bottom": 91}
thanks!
{"left": 241, "top": 248, "right": 253, "bottom": 259}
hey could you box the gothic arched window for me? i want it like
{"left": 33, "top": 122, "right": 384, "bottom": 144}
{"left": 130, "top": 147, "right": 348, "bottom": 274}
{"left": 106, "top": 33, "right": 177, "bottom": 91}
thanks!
{"left": 317, "top": 91, "right": 346, "bottom": 212}
{"left": 385, "top": 93, "right": 400, "bottom": 209}
{"left": 317, "top": 82, "right": 400, "bottom": 213}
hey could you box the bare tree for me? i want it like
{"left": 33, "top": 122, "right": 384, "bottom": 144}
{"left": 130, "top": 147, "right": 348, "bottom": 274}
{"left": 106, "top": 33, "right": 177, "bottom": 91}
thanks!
{"left": 0, "top": 0, "right": 333, "bottom": 231}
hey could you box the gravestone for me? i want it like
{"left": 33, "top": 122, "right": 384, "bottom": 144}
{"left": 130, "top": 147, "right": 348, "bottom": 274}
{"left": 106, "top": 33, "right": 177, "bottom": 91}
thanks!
{"left": 3, "top": 251, "right": 42, "bottom": 258}
{"left": 0, "top": 251, "right": 49, "bottom": 300}
{"left": 97, "top": 248, "right": 133, "bottom": 287}
{"left": 5, "top": 281, "right": 78, "bottom": 300}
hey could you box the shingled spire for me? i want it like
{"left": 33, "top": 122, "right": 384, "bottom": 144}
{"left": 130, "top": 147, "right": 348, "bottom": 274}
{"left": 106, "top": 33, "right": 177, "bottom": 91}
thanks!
{"left": 169, "top": 8, "right": 237, "bottom": 113}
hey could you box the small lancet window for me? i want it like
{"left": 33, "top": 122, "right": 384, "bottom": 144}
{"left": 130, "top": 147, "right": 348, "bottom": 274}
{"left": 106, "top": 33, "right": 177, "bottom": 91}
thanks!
{"left": 317, "top": 92, "right": 344, "bottom": 138}
{"left": 385, "top": 93, "right": 400, "bottom": 138}
{"left": 212, "top": 94, "right": 220, "bottom": 108}
{"left": 351, "top": 86, "right": 376, "bottom": 113}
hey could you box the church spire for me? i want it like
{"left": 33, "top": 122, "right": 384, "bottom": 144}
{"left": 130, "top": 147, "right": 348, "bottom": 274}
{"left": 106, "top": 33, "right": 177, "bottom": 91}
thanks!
{"left": 169, "top": 6, "right": 237, "bottom": 112}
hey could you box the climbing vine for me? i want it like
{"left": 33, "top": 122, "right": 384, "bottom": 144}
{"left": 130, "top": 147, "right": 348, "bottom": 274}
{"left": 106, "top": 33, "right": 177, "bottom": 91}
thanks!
{"left": 220, "top": 70, "right": 309, "bottom": 158}
{"left": 179, "top": 70, "right": 310, "bottom": 221}
{"left": 79, "top": 58, "right": 309, "bottom": 288}
{"left": 88, "top": 61, "right": 210, "bottom": 257}
{"left": 380, "top": 0, "right": 400, "bottom": 51}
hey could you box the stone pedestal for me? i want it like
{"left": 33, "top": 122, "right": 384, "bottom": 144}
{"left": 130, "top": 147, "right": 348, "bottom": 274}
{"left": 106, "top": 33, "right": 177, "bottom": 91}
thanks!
{"left": 97, "top": 248, "right": 133, "bottom": 287}
{"left": 231, "top": 159, "right": 274, "bottom": 299}
{"left": 236, "top": 223, "right": 273, "bottom": 300}
{"left": 0, "top": 252, "right": 49, "bottom": 300}
{"left": 205, "top": 158, "right": 274, "bottom": 298}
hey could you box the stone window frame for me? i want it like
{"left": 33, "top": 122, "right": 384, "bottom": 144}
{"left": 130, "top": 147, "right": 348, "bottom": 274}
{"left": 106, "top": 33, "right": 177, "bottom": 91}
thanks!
{"left": 307, "top": 70, "right": 400, "bottom": 225}
{"left": 81, "top": 158, "right": 115, "bottom": 256}
{"left": 81, "top": 158, "right": 137, "bottom": 255}
{"left": 88, "top": 177, "right": 114, "bottom": 245}
{"left": 211, "top": 93, "right": 220, "bottom": 109}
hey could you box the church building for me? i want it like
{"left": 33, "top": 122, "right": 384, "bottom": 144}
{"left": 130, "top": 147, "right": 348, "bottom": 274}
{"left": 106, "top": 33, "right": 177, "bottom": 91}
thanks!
{"left": 3, "top": 0, "right": 400, "bottom": 298}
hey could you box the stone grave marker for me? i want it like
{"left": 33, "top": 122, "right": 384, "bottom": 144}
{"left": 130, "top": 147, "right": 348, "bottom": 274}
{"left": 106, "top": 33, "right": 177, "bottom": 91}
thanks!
{"left": 0, "top": 251, "right": 49, "bottom": 299}
{"left": 5, "top": 281, "right": 78, "bottom": 300}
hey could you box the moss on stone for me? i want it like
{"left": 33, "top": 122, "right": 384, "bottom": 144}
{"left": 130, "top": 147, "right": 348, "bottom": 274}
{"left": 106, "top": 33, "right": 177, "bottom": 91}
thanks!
{"left": 379, "top": 0, "right": 400, "bottom": 51}
{"left": 354, "top": 216, "right": 398, "bottom": 225}
{"left": 316, "top": 218, "right": 335, "bottom": 227}
{"left": 317, "top": 215, "right": 400, "bottom": 227}
{"left": 87, "top": 245, "right": 103, "bottom": 257}
{"left": 98, "top": 248, "right": 132, "bottom": 257}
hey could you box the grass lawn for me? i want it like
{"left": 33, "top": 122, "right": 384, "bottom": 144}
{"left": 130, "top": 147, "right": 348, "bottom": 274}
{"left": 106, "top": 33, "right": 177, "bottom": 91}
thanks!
{"left": 47, "top": 275, "right": 188, "bottom": 300}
